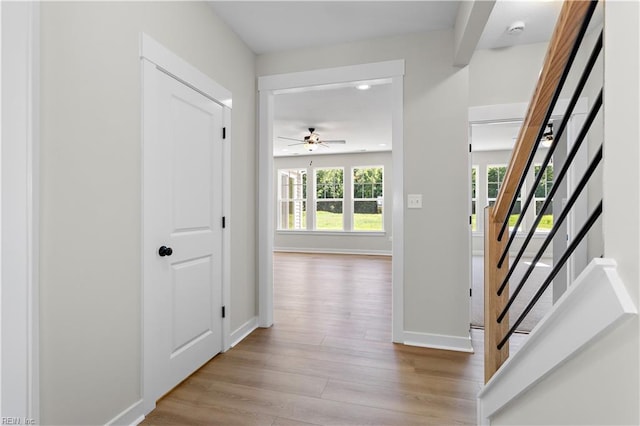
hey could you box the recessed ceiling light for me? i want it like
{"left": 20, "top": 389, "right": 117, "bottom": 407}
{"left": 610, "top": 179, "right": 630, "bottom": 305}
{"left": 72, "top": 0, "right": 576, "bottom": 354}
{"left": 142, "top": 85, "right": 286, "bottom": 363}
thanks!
{"left": 356, "top": 84, "right": 371, "bottom": 91}
{"left": 378, "top": 143, "right": 387, "bottom": 147}
{"left": 282, "top": 148, "right": 289, "bottom": 152}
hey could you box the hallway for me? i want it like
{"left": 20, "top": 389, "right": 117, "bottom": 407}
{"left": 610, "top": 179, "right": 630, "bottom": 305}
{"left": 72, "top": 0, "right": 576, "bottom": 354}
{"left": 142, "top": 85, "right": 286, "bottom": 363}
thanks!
{"left": 144, "top": 252, "right": 513, "bottom": 425}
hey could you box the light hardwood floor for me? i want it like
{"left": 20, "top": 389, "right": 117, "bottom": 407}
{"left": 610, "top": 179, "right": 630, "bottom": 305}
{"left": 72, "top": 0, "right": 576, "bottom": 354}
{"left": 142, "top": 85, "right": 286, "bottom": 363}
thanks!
{"left": 143, "top": 252, "right": 524, "bottom": 425}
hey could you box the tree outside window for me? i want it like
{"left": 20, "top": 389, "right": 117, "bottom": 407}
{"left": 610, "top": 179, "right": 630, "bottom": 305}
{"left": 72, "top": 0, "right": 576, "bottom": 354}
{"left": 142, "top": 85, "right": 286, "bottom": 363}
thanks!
{"left": 277, "top": 169, "right": 307, "bottom": 230}
{"left": 315, "top": 168, "right": 344, "bottom": 230}
{"left": 353, "top": 167, "right": 383, "bottom": 231}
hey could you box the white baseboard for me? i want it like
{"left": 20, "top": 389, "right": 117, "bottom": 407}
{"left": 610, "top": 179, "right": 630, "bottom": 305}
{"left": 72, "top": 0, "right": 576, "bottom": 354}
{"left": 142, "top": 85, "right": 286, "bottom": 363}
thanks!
{"left": 230, "top": 316, "right": 259, "bottom": 348}
{"left": 477, "top": 258, "right": 637, "bottom": 425}
{"left": 274, "top": 247, "right": 392, "bottom": 256}
{"left": 105, "top": 399, "right": 144, "bottom": 426}
{"left": 403, "top": 331, "right": 474, "bottom": 353}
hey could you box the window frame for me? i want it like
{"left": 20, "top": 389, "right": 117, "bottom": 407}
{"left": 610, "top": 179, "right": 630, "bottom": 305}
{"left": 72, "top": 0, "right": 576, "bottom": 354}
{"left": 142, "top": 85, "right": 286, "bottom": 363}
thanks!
{"left": 352, "top": 166, "right": 384, "bottom": 232}
{"left": 314, "top": 167, "right": 345, "bottom": 231}
{"left": 487, "top": 164, "right": 524, "bottom": 231}
{"left": 533, "top": 162, "right": 554, "bottom": 232}
{"left": 277, "top": 168, "right": 308, "bottom": 231}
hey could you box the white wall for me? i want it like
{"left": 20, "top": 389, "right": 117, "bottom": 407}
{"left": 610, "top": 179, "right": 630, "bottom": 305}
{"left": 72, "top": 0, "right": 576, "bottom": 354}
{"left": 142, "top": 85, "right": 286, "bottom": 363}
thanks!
{"left": 490, "top": 2, "right": 639, "bottom": 424}
{"left": 39, "top": 2, "right": 256, "bottom": 424}
{"left": 274, "top": 151, "right": 392, "bottom": 254}
{"left": 469, "top": 42, "right": 547, "bottom": 108}
{"left": 258, "top": 31, "right": 471, "bottom": 341}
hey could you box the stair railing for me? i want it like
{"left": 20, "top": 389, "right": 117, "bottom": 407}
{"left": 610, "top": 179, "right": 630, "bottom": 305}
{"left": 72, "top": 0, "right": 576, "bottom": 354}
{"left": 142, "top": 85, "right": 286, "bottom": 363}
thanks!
{"left": 484, "top": 0, "right": 602, "bottom": 382}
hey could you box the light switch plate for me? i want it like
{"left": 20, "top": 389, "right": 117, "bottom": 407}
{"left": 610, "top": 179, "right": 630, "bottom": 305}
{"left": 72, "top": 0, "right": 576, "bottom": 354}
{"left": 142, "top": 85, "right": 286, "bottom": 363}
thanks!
{"left": 407, "top": 194, "right": 422, "bottom": 209}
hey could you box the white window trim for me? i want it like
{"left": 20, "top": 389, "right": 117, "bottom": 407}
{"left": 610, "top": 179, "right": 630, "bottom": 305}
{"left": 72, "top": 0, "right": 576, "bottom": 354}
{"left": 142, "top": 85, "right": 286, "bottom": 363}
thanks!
{"left": 352, "top": 165, "right": 384, "bottom": 232}
{"left": 487, "top": 164, "right": 526, "bottom": 232}
{"left": 276, "top": 230, "right": 386, "bottom": 237}
{"left": 314, "top": 167, "right": 345, "bottom": 231}
{"left": 486, "top": 164, "right": 507, "bottom": 206}
{"left": 277, "top": 169, "right": 307, "bottom": 231}
{"left": 533, "top": 163, "right": 554, "bottom": 233}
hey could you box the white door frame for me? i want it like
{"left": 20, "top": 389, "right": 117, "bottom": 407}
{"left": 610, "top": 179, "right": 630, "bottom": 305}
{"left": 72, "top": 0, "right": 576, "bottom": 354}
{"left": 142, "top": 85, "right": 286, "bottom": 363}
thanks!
{"left": 257, "top": 60, "right": 405, "bottom": 342}
{"left": 1, "top": 1, "right": 40, "bottom": 421}
{"left": 140, "top": 34, "right": 232, "bottom": 414}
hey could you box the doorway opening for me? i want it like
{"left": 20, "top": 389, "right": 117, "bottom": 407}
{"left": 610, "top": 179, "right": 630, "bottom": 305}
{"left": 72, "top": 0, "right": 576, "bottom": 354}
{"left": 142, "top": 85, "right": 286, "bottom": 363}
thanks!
{"left": 469, "top": 119, "right": 554, "bottom": 333}
{"left": 271, "top": 80, "right": 394, "bottom": 341}
{"left": 468, "top": 99, "right": 590, "bottom": 335}
{"left": 257, "top": 60, "right": 405, "bottom": 342}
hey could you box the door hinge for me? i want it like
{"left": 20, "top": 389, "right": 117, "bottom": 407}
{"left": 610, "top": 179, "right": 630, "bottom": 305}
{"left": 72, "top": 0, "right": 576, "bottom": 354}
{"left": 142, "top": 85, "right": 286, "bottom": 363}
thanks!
{"left": 222, "top": 127, "right": 226, "bottom": 140}
{"left": 470, "top": 288, "right": 473, "bottom": 297}
{"left": 222, "top": 216, "right": 226, "bottom": 228}
{"left": 469, "top": 143, "right": 472, "bottom": 153}
{"left": 469, "top": 215, "right": 472, "bottom": 225}
{"left": 222, "top": 306, "right": 226, "bottom": 318}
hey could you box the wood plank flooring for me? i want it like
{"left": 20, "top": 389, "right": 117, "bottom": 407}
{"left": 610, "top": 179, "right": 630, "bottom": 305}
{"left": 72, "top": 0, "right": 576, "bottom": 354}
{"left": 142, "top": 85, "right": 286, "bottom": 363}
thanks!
{"left": 143, "top": 252, "right": 525, "bottom": 425}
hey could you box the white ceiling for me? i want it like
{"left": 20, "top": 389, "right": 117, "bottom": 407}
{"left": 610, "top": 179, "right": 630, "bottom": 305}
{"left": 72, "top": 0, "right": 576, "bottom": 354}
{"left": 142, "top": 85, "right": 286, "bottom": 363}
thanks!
{"left": 471, "top": 121, "right": 522, "bottom": 152}
{"left": 209, "top": 1, "right": 570, "bottom": 156}
{"left": 274, "top": 82, "right": 392, "bottom": 157}
{"left": 477, "top": 1, "right": 563, "bottom": 49}
{"left": 209, "top": 1, "right": 460, "bottom": 55}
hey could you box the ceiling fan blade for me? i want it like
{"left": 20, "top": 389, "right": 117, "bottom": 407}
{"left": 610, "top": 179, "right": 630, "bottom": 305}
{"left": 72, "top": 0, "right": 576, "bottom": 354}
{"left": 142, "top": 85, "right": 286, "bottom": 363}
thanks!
{"left": 278, "top": 136, "right": 302, "bottom": 142}
{"left": 322, "top": 140, "right": 346, "bottom": 144}
{"left": 288, "top": 142, "right": 306, "bottom": 146}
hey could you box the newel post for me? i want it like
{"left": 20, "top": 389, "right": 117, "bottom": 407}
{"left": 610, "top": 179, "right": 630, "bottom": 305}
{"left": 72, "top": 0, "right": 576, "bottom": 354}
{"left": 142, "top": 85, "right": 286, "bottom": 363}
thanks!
{"left": 484, "top": 206, "right": 510, "bottom": 382}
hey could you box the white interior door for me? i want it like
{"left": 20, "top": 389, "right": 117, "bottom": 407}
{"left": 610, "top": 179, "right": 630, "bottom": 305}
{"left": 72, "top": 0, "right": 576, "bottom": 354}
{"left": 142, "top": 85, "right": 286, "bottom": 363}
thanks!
{"left": 143, "top": 65, "right": 224, "bottom": 408}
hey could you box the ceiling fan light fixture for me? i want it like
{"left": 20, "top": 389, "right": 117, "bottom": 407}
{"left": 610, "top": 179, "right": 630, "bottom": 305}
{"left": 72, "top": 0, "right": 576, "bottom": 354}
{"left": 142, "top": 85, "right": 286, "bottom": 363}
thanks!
{"left": 540, "top": 123, "right": 554, "bottom": 148}
{"left": 306, "top": 143, "right": 318, "bottom": 151}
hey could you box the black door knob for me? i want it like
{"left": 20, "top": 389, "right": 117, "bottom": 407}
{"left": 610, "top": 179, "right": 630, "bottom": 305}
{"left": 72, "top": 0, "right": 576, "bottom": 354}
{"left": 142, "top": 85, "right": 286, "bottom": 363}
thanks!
{"left": 158, "top": 246, "right": 173, "bottom": 257}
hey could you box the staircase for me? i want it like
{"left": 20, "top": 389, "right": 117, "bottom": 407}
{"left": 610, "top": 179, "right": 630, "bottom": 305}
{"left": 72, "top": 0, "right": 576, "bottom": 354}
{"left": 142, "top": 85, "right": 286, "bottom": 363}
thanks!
{"left": 477, "top": 1, "right": 639, "bottom": 423}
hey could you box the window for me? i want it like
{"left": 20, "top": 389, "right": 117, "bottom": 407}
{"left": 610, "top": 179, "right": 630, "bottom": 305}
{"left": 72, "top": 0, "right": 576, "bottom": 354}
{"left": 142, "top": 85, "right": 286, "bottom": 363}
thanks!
{"left": 353, "top": 167, "right": 383, "bottom": 231}
{"left": 315, "top": 168, "right": 344, "bottom": 230}
{"left": 471, "top": 166, "right": 477, "bottom": 231}
{"left": 534, "top": 164, "right": 554, "bottom": 231}
{"left": 278, "top": 169, "right": 307, "bottom": 230}
{"left": 487, "top": 165, "right": 521, "bottom": 228}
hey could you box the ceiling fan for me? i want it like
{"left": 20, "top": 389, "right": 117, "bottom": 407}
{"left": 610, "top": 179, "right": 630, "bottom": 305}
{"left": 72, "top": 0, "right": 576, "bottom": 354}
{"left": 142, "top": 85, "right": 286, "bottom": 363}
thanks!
{"left": 510, "top": 123, "right": 554, "bottom": 147}
{"left": 278, "top": 128, "right": 346, "bottom": 151}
